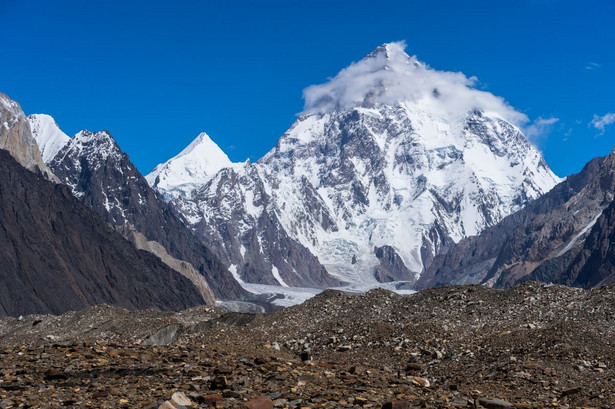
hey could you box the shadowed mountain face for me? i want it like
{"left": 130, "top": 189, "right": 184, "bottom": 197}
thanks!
{"left": 527, "top": 197, "right": 615, "bottom": 288}
{"left": 419, "top": 149, "right": 615, "bottom": 289}
{"left": 0, "top": 149, "right": 206, "bottom": 317}
{"left": 45, "top": 129, "right": 247, "bottom": 301}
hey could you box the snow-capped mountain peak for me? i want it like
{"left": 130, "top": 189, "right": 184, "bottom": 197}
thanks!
{"left": 57, "top": 130, "right": 119, "bottom": 163}
{"left": 148, "top": 43, "right": 561, "bottom": 289}
{"left": 146, "top": 132, "right": 232, "bottom": 200}
{"left": 302, "top": 41, "right": 526, "bottom": 126}
{"left": 28, "top": 114, "right": 70, "bottom": 163}
{"left": 364, "top": 42, "right": 419, "bottom": 69}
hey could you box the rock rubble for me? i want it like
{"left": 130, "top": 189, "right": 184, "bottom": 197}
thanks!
{"left": 0, "top": 282, "right": 613, "bottom": 408}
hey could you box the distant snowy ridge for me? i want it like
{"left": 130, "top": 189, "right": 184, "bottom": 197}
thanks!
{"left": 148, "top": 42, "right": 561, "bottom": 288}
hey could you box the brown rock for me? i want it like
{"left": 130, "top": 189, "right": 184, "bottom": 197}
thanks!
{"left": 202, "top": 393, "right": 223, "bottom": 405}
{"left": 382, "top": 401, "right": 411, "bottom": 409}
{"left": 210, "top": 375, "right": 228, "bottom": 390}
{"left": 405, "top": 362, "right": 425, "bottom": 372}
{"left": 241, "top": 396, "right": 273, "bottom": 409}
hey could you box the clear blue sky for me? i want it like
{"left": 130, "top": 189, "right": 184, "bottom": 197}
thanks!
{"left": 1, "top": 0, "right": 613, "bottom": 177}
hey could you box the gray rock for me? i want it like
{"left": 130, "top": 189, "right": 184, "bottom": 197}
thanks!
{"left": 142, "top": 323, "right": 183, "bottom": 346}
{"left": 477, "top": 397, "right": 515, "bottom": 409}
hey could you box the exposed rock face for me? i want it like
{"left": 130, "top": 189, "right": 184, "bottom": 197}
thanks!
{"left": 528, "top": 196, "right": 615, "bottom": 287}
{"left": 373, "top": 245, "right": 414, "bottom": 283}
{"left": 151, "top": 43, "right": 559, "bottom": 287}
{"left": 419, "top": 149, "right": 615, "bottom": 289}
{"left": 0, "top": 149, "right": 205, "bottom": 317}
{"left": 44, "top": 129, "right": 245, "bottom": 301}
{"left": 0, "top": 93, "right": 53, "bottom": 178}
{"left": 115, "top": 224, "right": 217, "bottom": 304}
{"left": 169, "top": 163, "right": 342, "bottom": 287}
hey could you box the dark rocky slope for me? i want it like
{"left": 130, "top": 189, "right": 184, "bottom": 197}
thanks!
{"left": 528, "top": 196, "right": 615, "bottom": 287}
{"left": 418, "top": 149, "right": 615, "bottom": 289}
{"left": 0, "top": 149, "right": 206, "bottom": 317}
{"left": 48, "top": 130, "right": 246, "bottom": 300}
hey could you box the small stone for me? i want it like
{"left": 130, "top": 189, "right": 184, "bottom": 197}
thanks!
{"left": 242, "top": 396, "right": 273, "bottom": 409}
{"left": 223, "top": 390, "right": 242, "bottom": 399}
{"left": 170, "top": 392, "right": 193, "bottom": 407}
{"left": 201, "top": 393, "right": 223, "bottom": 406}
{"left": 0, "top": 399, "right": 15, "bottom": 409}
{"left": 410, "top": 376, "right": 430, "bottom": 388}
{"left": 381, "top": 401, "right": 411, "bottom": 409}
{"left": 44, "top": 368, "right": 69, "bottom": 380}
{"left": 337, "top": 345, "right": 352, "bottom": 352}
{"left": 273, "top": 398, "right": 288, "bottom": 408}
{"left": 561, "top": 387, "right": 582, "bottom": 396}
{"left": 300, "top": 351, "right": 311, "bottom": 362}
{"left": 523, "top": 362, "right": 541, "bottom": 370}
{"left": 92, "top": 389, "right": 110, "bottom": 399}
{"left": 405, "top": 362, "right": 425, "bottom": 372}
{"left": 210, "top": 375, "right": 228, "bottom": 390}
{"left": 476, "top": 397, "right": 515, "bottom": 409}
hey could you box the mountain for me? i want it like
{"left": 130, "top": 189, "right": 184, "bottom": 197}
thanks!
{"left": 419, "top": 149, "right": 615, "bottom": 289}
{"left": 0, "top": 92, "right": 54, "bottom": 178}
{"left": 148, "top": 42, "right": 560, "bottom": 287}
{"left": 146, "top": 132, "right": 232, "bottom": 201}
{"left": 35, "top": 125, "right": 246, "bottom": 301}
{"left": 0, "top": 147, "right": 207, "bottom": 317}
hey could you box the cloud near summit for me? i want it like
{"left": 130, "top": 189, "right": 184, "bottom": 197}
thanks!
{"left": 301, "top": 41, "right": 527, "bottom": 126}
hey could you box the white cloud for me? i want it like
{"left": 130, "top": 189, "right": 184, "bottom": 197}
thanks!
{"left": 524, "top": 117, "right": 560, "bottom": 140}
{"left": 591, "top": 113, "right": 615, "bottom": 134}
{"left": 301, "top": 41, "right": 528, "bottom": 125}
{"left": 585, "top": 62, "right": 601, "bottom": 70}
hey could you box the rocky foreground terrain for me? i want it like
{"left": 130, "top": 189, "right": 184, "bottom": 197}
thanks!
{"left": 0, "top": 282, "right": 613, "bottom": 408}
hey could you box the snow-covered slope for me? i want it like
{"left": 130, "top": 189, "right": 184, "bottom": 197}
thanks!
{"left": 148, "top": 42, "right": 561, "bottom": 287}
{"left": 146, "top": 132, "right": 232, "bottom": 201}
{"left": 28, "top": 114, "right": 69, "bottom": 163}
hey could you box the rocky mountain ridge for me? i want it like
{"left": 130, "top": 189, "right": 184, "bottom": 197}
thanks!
{"left": 35, "top": 121, "right": 246, "bottom": 302}
{"left": 0, "top": 148, "right": 206, "bottom": 316}
{"left": 419, "top": 148, "right": 615, "bottom": 289}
